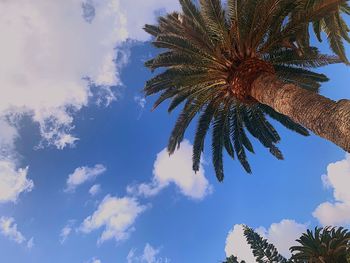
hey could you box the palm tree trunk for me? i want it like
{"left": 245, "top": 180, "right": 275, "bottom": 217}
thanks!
{"left": 251, "top": 73, "right": 350, "bottom": 152}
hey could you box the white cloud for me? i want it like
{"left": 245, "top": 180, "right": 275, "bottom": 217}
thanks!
{"left": 0, "top": 0, "right": 180, "bottom": 146}
{"left": 0, "top": 0, "right": 180, "bottom": 191}
{"left": 127, "top": 243, "right": 169, "bottom": 263}
{"left": 60, "top": 226, "right": 71, "bottom": 244}
{"left": 257, "top": 220, "right": 307, "bottom": 258}
{"left": 225, "top": 220, "right": 307, "bottom": 262}
{"left": 127, "top": 140, "right": 212, "bottom": 200}
{"left": 0, "top": 118, "right": 18, "bottom": 156}
{"left": 0, "top": 0, "right": 125, "bottom": 150}
{"left": 0, "top": 118, "right": 33, "bottom": 204}
{"left": 89, "top": 184, "right": 101, "bottom": 196}
{"left": 27, "top": 237, "right": 34, "bottom": 249}
{"left": 0, "top": 160, "right": 33, "bottom": 203}
{"left": 79, "top": 195, "right": 147, "bottom": 244}
{"left": 60, "top": 220, "right": 76, "bottom": 244}
{"left": 313, "top": 154, "right": 350, "bottom": 226}
{"left": 65, "top": 164, "right": 106, "bottom": 192}
{"left": 0, "top": 217, "right": 32, "bottom": 246}
{"left": 142, "top": 244, "right": 161, "bottom": 263}
{"left": 106, "top": 0, "right": 180, "bottom": 41}
{"left": 88, "top": 258, "right": 102, "bottom": 263}
{"left": 225, "top": 225, "right": 256, "bottom": 263}
{"left": 134, "top": 96, "right": 147, "bottom": 109}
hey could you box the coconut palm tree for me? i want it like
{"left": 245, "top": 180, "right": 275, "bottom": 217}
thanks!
{"left": 144, "top": 0, "right": 350, "bottom": 180}
{"left": 290, "top": 226, "right": 350, "bottom": 263}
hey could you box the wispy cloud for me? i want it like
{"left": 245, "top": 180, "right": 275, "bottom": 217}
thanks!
{"left": 127, "top": 243, "right": 170, "bottom": 263}
{"left": 0, "top": 118, "right": 33, "bottom": 204}
{"left": 65, "top": 164, "right": 106, "bottom": 193}
{"left": 134, "top": 96, "right": 146, "bottom": 109}
{"left": 27, "top": 237, "right": 34, "bottom": 249}
{"left": 0, "top": 217, "right": 33, "bottom": 248}
{"left": 0, "top": 161, "right": 33, "bottom": 203}
{"left": 89, "top": 184, "right": 102, "bottom": 196}
{"left": 134, "top": 96, "right": 147, "bottom": 119}
{"left": 60, "top": 220, "right": 76, "bottom": 244}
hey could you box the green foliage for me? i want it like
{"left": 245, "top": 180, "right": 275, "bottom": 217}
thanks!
{"left": 290, "top": 226, "right": 350, "bottom": 262}
{"left": 143, "top": 0, "right": 347, "bottom": 181}
{"left": 224, "top": 226, "right": 350, "bottom": 263}
{"left": 243, "top": 226, "right": 288, "bottom": 263}
{"left": 223, "top": 255, "right": 246, "bottom": 263}
{"left": 301, "top": 0, "right": 350, "bottom": 63}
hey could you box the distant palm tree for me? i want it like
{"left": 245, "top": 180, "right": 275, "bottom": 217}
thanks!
{"left": 224, "top": 255, "right": 246, "bottom": 263}
{"left": 290, "top": 227, "right": 350, "bottom": 263}
{"left": 143, "top": 0, "right": 350, "bottom": 180}
{"left": 223, "top": 226, "right": 350, "bottom": 263}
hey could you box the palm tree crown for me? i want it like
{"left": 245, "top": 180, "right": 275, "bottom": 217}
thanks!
{"left": 291, "top": 226, "right": 350, "bottom": 262}
{"left": 144, "top": 0, "right": 349, "bottom": 181}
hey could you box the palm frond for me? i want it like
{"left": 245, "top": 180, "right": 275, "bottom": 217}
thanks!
{"left": 243, "top": 226, "right": 288, "bottom": 263}
{"left": 199, "top": 0, "right": 228, "bottom": 43}
{"left": 260, "top": 104, "right": 310, "bottom": 136}
{"left": 212, "top": 105, "right": 228, "bottom": 181}
{"left": 231, "top": 107, "right": 252, "bottom": 173}
{"left": 193, "top": 102, "right": 216, "bottom": 172}
{"left": 143, "top": 0, "right": 345, "bottom": 180}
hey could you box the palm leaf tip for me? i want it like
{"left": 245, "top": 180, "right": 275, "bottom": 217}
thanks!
{"left": 143, "top": 24, "right": 160, "bottom": 36}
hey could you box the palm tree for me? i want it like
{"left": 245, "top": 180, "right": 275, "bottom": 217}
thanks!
{"left": 290, "top": 227, "right": 350, "bottom": 263}
{"left": 144, "top": 0, "right": 350, "bottom": 180}
{"left": 242, "top": 226, "right": 288, "bottom": 263}
{"left": 224, "top": 226, "right": 350, "bottom": 263}
{"left": 223, "top": 255, "right": 246, "bottom": 263}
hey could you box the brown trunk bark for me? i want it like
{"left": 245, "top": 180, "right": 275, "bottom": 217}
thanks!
{"left": 251, "top": 73, "right": 350, "bottom": 152}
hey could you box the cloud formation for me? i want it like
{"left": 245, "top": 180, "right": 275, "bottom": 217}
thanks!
{"left": 0, "top": 160, "right": 33, "bottom": 203}
{"left": 65, "top": 164, "right": 106, "bottom": 192}
{"left": 79, "top": 195, "right": 147, "bottom": 244}
{"left": 0, "top": 118, "right": 18, "bottom": 156}
{"left": 27, "top": 237, "right": 35, "bottom": 249}
{"left": 60, "top": 220, "right": 76, "bottom": 244}
{"left": 88, "top": 258, "right": 102, "bottom": 263}
{"left": 0, "top": 0, "right": 180, "bottom": 203}
{"left": 225, "top": 220, "right": 307, "bottom": 262}
{"left": 127, "top": 243, "right": 169, "bottom": 263}
{"left": 89, "top": 184, "right": 102, "bottom": 196}
{"left": 256, "top": 220, "right": 307, "bottom": 258}
{"left": 127, "top": 140, "right": 212, "bottom": 200}
{"left": 225, "top": 225, "right": 256, "bottom": 263}
{"left": 0, "top": 217, "right": 33, "bottom": 248}
{"left": 0, "top": 0, "right": 125, "bottom": 150}
{"left": 0, "top": 119, "right": 33, "bottom": 204}
{"left": 313, "top": 154, "right": 350, "bottom": 226}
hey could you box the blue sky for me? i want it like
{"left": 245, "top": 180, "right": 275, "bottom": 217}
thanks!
{"left": 0, "top": 1, "right": 350, "bottom": 263}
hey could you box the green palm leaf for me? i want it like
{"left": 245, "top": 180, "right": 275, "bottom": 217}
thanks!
{"left": 144, "top": 0, "right": 344, "bottom": 180}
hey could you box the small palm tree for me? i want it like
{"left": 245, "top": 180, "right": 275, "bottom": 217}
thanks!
{"left": 224, "top": 255, "right": 246, "bottom": 263}
{"left": 290, "top": 227, "right": 350, "bottom": 263}
{"left": 144, "top": 0, "right": 350, "bottom": 180}
{"left": 223, "top": 226, "right": 350, "bottom": 263}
